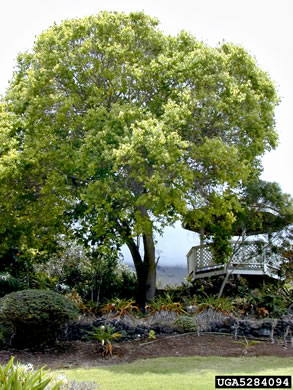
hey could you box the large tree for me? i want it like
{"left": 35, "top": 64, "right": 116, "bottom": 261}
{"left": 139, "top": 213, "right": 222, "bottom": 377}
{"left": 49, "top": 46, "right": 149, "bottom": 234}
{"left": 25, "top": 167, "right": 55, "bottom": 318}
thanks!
{"left": 1, "top": 12, "right": 279, "bottom": 304}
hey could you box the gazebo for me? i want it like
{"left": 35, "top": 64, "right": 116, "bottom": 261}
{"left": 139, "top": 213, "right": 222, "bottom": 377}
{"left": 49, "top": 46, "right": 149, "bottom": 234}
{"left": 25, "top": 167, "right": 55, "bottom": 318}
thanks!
{"left": 184, "top": 209, "right": 289, "bottom": 281}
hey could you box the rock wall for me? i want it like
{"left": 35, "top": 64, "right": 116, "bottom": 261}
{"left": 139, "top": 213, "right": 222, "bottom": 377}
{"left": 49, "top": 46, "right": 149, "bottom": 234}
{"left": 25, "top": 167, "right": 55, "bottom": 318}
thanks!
{"left": 60, "top": 312, "right": 293, "bottom": 342}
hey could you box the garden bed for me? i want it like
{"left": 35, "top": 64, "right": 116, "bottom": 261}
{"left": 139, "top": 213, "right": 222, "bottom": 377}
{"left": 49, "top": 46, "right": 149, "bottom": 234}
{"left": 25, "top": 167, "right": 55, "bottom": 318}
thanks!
{"left": 0, "top": 333, "right": 292, "bottom": 370}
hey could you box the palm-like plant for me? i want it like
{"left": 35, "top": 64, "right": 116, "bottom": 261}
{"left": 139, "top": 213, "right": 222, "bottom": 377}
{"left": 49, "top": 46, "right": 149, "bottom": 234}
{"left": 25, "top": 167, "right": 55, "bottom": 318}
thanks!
{"left": 234, "top": 336, "right": 261, "bottom": 354}
{"left": 101, "top": 298, "right": 141, "bottom": 317}
{"left": 145, "top": 294, "right": 187, "bottom": 314}
{"left": 86, "top": 325, "right": 121, "bottom": 357}
{"left": 197, "top": 295, "right": 235, "bottom": 315}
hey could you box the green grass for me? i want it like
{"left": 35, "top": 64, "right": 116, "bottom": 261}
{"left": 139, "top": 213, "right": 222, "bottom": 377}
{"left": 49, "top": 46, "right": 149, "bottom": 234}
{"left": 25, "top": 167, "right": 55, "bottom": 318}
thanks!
{"left": 57, "top": 356, "right": 293, "bottom": 390}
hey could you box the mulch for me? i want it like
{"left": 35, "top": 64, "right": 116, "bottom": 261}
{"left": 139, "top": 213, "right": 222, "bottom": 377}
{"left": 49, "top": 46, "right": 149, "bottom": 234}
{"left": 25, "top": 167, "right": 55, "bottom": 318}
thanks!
{"left": 0, "top": 333, "right": 292, "bottom": 369}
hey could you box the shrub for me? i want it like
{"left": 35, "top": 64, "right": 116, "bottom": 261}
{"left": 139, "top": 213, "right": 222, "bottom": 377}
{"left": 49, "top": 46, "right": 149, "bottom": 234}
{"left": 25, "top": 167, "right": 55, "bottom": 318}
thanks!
{"left": 238, "top": 283, "right": 291, "bottom": 318}
{"left": 0, "top": 289, "right": 79, "bottom": 348}
{"left": 174, "top": 315, "right": 197, "bottom": 333}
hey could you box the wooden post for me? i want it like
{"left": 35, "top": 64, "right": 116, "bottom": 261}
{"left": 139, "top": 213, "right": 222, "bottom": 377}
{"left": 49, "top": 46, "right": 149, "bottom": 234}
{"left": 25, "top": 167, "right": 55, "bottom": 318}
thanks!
{"left": 200, "top": 228, "right": 204, "bottom": 269}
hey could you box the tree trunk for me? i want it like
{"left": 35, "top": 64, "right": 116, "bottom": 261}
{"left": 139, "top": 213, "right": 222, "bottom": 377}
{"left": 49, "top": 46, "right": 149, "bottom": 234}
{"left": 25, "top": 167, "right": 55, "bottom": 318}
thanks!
{"left": 126, "top": 237, "right": 147, "bottom": 307}
{"left": 122, "top": 206, "right": 157, "bottom": 306}
{"left": 218, "top": 265, "right": 233, "bottom": 298}
{"left": 125, "top": 226, "right": 157, "bottom": 307}
{"left": 126, "top": 232, "right": 157, "bottom": 307}
{"left": 143, "top": 232, "right": 156, "bottom": 302}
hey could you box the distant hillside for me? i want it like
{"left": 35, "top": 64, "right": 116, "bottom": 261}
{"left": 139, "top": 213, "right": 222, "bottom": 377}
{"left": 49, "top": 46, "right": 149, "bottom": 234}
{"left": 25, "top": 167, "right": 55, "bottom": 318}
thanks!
{"left": 156, "top": 265, "right": 187, "bottom": 288}
{"left": 125, "top": 263, "right": 187, "bottom": 288}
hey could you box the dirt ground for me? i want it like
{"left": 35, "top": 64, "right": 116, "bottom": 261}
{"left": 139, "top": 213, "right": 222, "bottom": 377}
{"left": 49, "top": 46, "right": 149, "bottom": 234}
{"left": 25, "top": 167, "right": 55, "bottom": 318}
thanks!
{"left": 0, "top": 333, "right": 292, "bottom": 369}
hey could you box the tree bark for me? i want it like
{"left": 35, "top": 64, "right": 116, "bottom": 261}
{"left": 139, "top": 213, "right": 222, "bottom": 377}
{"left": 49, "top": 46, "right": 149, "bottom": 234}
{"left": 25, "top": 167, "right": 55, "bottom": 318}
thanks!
{"left": 126, "top": 236, "right": 146, "bottom": 307}
{"left": 125, "top": 231, "right": 157, "bottom": 306}
{"left": 143, "top": 232, "right": 156, "bottom": 302}
{"left": 124, "top": 207, "right": 157, "bottom": 306}
{"left": 218, "top": 266, "right": 233, "bottom": 298}
{"left": 118, "top": 206, "right": 157, "bottom": 309}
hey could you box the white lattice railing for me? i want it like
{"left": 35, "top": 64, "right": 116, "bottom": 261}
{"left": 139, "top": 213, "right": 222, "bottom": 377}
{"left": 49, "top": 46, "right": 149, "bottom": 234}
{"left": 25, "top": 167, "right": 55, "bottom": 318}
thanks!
{"left": 187, "top": 241, "right": 283, "bottom": 278}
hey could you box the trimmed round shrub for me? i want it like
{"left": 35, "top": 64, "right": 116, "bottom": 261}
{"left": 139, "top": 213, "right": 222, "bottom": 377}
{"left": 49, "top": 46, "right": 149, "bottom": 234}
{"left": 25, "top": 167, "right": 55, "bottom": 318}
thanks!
{"left": 0, "top": 289, "right": 79, "bottom": 348}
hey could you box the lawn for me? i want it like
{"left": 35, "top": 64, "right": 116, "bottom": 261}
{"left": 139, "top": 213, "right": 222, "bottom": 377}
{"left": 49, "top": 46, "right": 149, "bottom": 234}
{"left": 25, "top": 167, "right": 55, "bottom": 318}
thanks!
{"left": 57, "top": 356, "right": 293, "bottom": 390}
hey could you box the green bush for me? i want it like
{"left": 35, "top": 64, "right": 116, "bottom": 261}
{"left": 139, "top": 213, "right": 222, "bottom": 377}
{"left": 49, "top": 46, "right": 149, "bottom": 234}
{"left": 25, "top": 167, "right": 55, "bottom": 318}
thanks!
{"left": 239, "top": 284, "right": 290, "bottom": 318}
{"left": 0, "top": 289, "right": 79, "bottom": 348}
{"left": 174, "top": 315, "right": 197, "bottom": 333}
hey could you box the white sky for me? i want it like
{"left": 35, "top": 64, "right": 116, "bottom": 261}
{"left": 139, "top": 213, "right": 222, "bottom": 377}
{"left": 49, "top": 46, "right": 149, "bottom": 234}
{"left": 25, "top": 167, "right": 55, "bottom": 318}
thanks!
{"left": 1, "top": 0, "right": 292, "bottom": 265}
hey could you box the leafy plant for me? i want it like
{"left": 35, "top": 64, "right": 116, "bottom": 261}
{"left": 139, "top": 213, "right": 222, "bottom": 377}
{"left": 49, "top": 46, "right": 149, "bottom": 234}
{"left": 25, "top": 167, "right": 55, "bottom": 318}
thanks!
{"left": 0, "top": 322, "right": 13, "bottom": 348}
{"left": 0, "top": 272, "right": 21, "bottom": 297}
{"left": 147, "top": 330, "right": 156, "bottom": 340}
{"left": 174, "top": 315, "right": 197, "bottom": 333}
{"left": 145, "top": 294, "right": 187, "bottom": 314}
{"left": 256, "top": 307, "right": 269, "bottom": 318}
{"left": 84, "top": 301, "right": 100, "bottom": 315}
{"left": 240, "top": 283, "right": 290, "bottom": 318}
{"left": 0, "top": 289, "right": 79, "bottom": 348}
{"left": 86, "top": 325, "right": 122, "bottom": 357}
{"left": 197, "top": 295, "right": 235, "bottom": 315}
{"left": 101, "top": 298, "right": 140, "bottom": 317}
{"left": 234, "top": 337, "right": 261, "bottom": 354}
{"left": 0, "top": 358, "right": 99, "bottom": 389}
{"left": 0, "top": 357, "right": 61, "bottom": 389}
{"left": 66, "top": 290, "right": 87, "bottom": 313}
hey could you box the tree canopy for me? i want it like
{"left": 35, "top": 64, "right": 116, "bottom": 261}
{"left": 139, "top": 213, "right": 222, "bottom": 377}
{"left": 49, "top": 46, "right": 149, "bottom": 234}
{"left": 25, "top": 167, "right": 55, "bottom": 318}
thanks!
{"left": 1, "top": 11, "right": 279, "bottom": 304}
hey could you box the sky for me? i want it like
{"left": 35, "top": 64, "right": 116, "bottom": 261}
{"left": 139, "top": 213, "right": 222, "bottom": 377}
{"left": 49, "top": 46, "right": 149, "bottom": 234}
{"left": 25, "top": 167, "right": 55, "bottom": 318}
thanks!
{"left": 1, "top": 0, "right": 292, "bottom": 266}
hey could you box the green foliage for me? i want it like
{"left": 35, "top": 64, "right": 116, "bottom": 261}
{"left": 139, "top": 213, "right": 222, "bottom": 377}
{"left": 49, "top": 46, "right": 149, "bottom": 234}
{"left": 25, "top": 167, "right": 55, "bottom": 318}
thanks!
{"left": 0, "top": 272, "right": 21, "bottom": 297}
{"left": 0, "top": 358, "right": 99, "bottom": 390}
{"left": 101, "top": 298, "right": 140, "bottom": 316}
{"left": 174, "top": 315, "right": 197, "bottom": 333}
{"left": 147, "top": 330, "right": 156, "bottom": 340}
{"left": 146, "top": 294, "right": 187, "bottom": 314}
{"left": 35, "top": 241, "right": 137, "bottom": 304}
{"left": 197, "top": 295, "right": 235, "bottom": 315}
{"left": 0, "top": 357, "right": 60, "bottom": 390}
{"left": 280, "top": 248, "right": 293, "bottom": 281}
{"left": 159, "top": 276, "right": 292, "bottom": 318}
{"left": 0, "top": 322, "right": 13, "bottom": 349}
{"left": 237, "top": 283, "right": 291, "bottom": 318}
{"left": 86, "top": 325, "right": 122, "bottom": 344}
{"left": 86, "top": 325, "right": 121, "bottom": 357}
{"left": 234, "top": 337, "right": 261, "bottom": 352}
{"left": 0, "top": 289, "right": 79, "bottom": 348}
{"left": 1, "top": 11, "right": 279, "bottom": 304}
{"left": 185, "top": 179, "right": 293, "bottom": 269}
{"left": 65, "top": 290, "right": 87, "bottom": 313}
